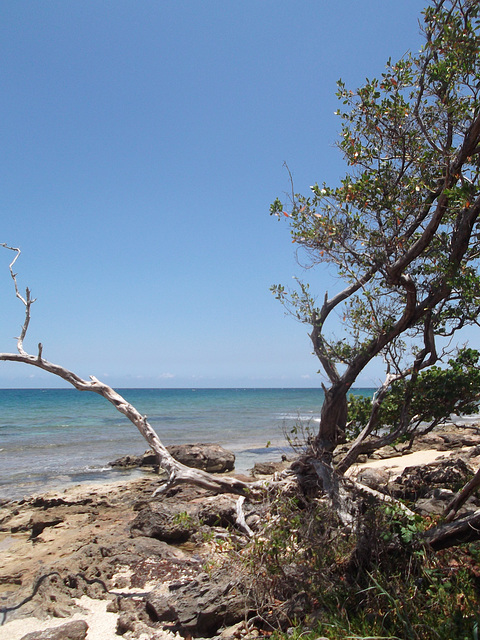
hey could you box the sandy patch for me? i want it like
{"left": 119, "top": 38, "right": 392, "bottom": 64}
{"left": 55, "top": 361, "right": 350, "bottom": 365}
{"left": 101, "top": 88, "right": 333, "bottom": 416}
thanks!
{"left": 347, "top": 448, "right": 455, "bottom": 478}
{"left": 0, "top": 596, "right": 117, "bottom": 640}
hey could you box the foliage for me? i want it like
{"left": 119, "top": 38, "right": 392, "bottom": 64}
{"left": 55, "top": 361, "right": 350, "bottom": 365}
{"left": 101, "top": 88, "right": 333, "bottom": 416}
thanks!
{"left": 271, "top": 0, "right": 480, "bottom": 462}
{"left": 244, "top": 488, "right": 480, "bottom": 639}
{"left": 346, "top": 348, "right": 480, "bottom": 440}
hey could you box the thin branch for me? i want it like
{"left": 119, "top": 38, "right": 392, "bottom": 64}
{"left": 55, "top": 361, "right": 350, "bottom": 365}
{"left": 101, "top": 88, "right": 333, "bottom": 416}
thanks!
{"left": 1, "top": 243, "right": 36, "bottom": 356}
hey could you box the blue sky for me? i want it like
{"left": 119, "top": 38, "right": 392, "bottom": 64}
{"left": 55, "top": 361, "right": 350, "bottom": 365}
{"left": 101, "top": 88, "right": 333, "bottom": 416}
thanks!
{"left": 0, "top": 0, "right": 430, "bottom": 388}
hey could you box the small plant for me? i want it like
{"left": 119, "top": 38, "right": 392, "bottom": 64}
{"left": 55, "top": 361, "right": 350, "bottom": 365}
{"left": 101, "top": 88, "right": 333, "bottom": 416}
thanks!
{"left": 284, "top": 419, "right": 317, "bottom": 455}
{"left": 172, "top": 511, "right": 195, "bottom": 527}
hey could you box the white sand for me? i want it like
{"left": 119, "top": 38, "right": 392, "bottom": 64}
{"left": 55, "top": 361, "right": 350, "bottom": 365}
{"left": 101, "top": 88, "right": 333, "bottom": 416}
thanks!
{"left": 0, "top": 594, "right": 180, "bottom": 640}
{"left": 347, "top": 448, "right": 455, "bottom": 478}
{"left": 0, "top": 596, "right": 117, "bottom": 640}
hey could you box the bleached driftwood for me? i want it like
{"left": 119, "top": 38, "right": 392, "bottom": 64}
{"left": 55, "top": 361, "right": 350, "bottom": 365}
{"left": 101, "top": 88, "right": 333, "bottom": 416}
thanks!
{"left": 0, "top": 245, "right": 256, "bottom": 498}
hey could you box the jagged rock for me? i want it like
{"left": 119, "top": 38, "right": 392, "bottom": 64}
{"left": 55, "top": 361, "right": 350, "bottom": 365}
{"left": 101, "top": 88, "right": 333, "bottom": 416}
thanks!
{"left": 20, "top": 620, "right": 88, "bottom": 640}
{"left": 145, "top": 571, "right": 250, "bottom": 637}
{"left": 389, "top": 458, "right": 474, "bottom": 501}
{"left": 167, "top": 443, "right": 235, "bottom": 473}
{"left": 110, "top": 443, "right": 235, "bottom": 473}
{"left": 130, "top": 504, "right": 198, "bottom": 542}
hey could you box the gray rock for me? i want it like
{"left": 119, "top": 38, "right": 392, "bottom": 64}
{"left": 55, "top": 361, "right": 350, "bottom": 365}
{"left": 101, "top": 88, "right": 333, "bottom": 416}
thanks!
{"left": 196, "top": 495, "right": 237, "bottom": 528}
{"left": 20, "top": 620, "right": 88, "bottom": 640}
{"left": 356, "top": 468, "right": 390, "bottom": 490}
{"left": 167, "top": 443, "right": 235, "bottom": 473}
{"left": 111, "top": 443, "right": 235, "bottom": 473}
{"left": 146, "top": 571, "right": 250, "bottom": 636}
{"left": 130, "top": 504, "right": 198, "bottom": 542}
{"left": 416, "top": 497, "right": 451, "bottom": 516}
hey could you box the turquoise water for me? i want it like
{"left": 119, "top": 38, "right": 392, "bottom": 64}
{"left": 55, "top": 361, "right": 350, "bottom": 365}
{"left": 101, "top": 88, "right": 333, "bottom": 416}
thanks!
{"left": 0, "top": 387, "right": 374, "bottom": 500}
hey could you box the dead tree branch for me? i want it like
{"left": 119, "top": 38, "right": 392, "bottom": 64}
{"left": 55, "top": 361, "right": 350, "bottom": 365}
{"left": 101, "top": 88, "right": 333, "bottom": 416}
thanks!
{"left": 0, "top": 246, "right": 260, "bottom": 499}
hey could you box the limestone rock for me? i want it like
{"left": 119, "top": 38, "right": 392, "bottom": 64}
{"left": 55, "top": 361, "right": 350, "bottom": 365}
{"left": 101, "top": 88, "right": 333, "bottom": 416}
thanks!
{"left": 110, "top": 443, "right": 235, "bottom": 473}
{"left": 145, "top": 571, "right": 250, "bottom": 636}
{"left": 167, "top": 443, "right": 235, "bottom": 473}
{"left": 20, "top": 620, "right": 88, "bottom": 640}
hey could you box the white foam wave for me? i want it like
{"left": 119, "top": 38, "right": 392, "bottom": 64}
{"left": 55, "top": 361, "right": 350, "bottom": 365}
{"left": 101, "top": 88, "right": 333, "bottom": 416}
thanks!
{"left": 276, "top": 414, "right": 320, "bottom": 422}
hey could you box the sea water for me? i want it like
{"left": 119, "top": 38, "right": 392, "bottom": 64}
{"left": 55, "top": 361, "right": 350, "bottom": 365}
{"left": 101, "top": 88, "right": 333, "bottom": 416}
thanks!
{"left": 0, "top": 387, "right": 374, "bottom": 500}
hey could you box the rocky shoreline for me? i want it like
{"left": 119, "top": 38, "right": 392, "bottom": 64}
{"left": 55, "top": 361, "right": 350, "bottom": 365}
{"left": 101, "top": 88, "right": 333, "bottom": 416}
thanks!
{"left": 2, "top": 426, "right": 480, "bottom": 640}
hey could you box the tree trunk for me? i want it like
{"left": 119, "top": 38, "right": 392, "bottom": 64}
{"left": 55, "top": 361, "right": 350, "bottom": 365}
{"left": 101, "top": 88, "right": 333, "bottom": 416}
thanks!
{"left": 444, "top": 467, "right": 480, "bottom": 522}
{"left": 314, "top": 385, "right": 348, "bottom": 454}
{"left": 424, "top": 510, "right": 480, "bottom": 550}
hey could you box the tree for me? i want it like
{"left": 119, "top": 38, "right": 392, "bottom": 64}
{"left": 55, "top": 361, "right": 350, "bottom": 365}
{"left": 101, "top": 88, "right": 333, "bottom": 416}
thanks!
{"left": 272, "top": 0, "right": 480, "bottom": 473}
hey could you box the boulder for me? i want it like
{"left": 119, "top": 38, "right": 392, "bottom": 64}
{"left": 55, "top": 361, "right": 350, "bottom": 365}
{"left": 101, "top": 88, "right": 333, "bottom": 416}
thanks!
{"left": 195, "top": 494, "right": 238, "bottom": 528}
{"left": 355, "top": 467, "right": 390, "bottom": 491}
{"left": 20, "top": 620, "right": 88, "bottom": 640}
{"left": 167, "top": 444, "right": 235, "bottom": 473}
{"left": 145, "top": 571, "right": 250, "bottom": 636}
{"left": 130, "top": 504, "right": 198, "bottom": 543}
{"left": 110, "top": 443, "right": 235, "bottom": 473}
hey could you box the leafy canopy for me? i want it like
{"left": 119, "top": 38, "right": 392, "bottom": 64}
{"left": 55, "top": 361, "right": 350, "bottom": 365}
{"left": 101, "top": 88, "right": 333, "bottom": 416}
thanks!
{"left": 272, "top": 0, "right": 480, "bottom": 459}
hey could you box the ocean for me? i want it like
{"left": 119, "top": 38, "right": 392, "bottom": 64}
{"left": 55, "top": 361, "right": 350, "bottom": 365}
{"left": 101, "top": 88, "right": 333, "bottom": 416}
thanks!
{"left": 0, "top": 387, "right": 375, "bottom": 501}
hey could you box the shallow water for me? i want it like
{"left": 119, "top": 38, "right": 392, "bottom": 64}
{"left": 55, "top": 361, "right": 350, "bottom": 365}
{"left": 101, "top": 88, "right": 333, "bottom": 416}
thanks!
{"left": 0, "top": 387, "right": 375, "bottom": 500}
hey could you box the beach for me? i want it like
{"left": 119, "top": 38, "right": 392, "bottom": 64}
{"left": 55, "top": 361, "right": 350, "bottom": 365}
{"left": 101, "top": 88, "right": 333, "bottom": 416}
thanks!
{"left": 2, "top": 391, "right": 480, "bottom": 640}
{"left": 0, "top": 387, "right": 374, "bottom": 501}
{"left": 2, "top": 419, "right": 480, "bottom": 639}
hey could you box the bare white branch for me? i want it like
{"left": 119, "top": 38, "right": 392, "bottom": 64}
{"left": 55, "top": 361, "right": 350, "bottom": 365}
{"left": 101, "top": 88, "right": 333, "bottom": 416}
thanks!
{"left": 0, "top": 246, "right": 261, "bottom": 503}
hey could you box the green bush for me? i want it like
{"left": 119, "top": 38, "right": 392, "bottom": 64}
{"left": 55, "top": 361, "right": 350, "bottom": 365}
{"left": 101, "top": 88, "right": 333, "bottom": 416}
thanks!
{"left": 244, "top": 489, "right": 480, "bottom": 639}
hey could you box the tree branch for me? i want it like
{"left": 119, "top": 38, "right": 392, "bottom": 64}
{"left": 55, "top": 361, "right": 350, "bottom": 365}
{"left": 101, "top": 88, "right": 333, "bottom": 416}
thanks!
{"left": 0, "top": 246, "right": 262, "bottom": 501}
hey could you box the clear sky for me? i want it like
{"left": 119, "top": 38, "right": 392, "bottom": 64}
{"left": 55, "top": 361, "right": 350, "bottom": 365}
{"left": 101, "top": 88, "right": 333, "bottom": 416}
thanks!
{"left": 0, "top": 0, "right": 432, "bottom": 388}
